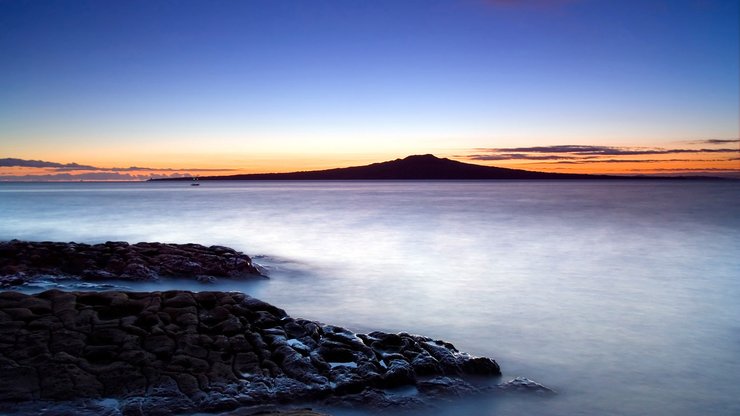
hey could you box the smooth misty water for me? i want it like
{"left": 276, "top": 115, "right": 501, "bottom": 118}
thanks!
{"left": 1, "top": 180, "right": 739, "bottom": 416}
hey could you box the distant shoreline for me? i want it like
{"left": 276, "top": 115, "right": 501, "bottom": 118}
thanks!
{"left": 0, "top": 176, "right": 734, "bottom": 184}
{"left": 149, "top": 154, "right": 734, "bottom": 182}
{"left": 154, "top": 176, "right": 732, "bottom": 182}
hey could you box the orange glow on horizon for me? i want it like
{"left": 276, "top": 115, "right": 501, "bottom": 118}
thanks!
{"left": 488, "top": 159, "right": 740, "bottom": 175}
{"left": 453, "top": 142, "right": 740, "bottom": 176}
{"left": 2, "top": 146, "right": 738, "bottom": 181}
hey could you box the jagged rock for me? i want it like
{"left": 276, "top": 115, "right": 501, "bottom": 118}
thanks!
{"left": 382, "top": 359, "right": 416, "bottom": 387}
{"left": 497, "top": 377, "right": 556, "bottom": 394}
{"left": 0, "top": 289, "right": 506, "bottom": 414}
{"left": 0, "top": 240, "right": 264, "bottom": 285}
{"left": 0, "top": 272, "right": 26, "bottom": 287}
{"left": 416, "top": 376, "right": 478, "bottom": 397}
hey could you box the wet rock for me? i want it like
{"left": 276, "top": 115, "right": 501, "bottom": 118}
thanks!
{"left": 0, "top": 240, "right": 264, "bottom": 285}
{"left": 497, "top": 377, "right": 556, "bottom": 394}
{"left": 325, "top": 387, "right": 425, "bottom": 409}
{"left": 0, "top": 272, "right": 27, "bottom": 287}
{"left": 0, "top": 290, "right": 506, "bottom": 414}
{"left": 410, "top": 351, "right": 441, "bottom": 375}
{"left": 199, "top": 394, "right": 241, "bottom": 412}
{"left": 382, "top": 359, "right": 416, "bottom": 387}
{"left": 416, "top": 375, "right": 478, "bottom": 397}
{"left": 461, "top": 355, "right": 501, "bottom": 375}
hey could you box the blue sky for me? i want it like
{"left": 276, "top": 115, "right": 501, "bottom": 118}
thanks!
{"left": 0, "top": 0, "right": 738, "bottom": 176}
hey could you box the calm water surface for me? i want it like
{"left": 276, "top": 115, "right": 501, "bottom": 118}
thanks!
{"left": 1, "top": 180, "right": 739, "bottom": 416}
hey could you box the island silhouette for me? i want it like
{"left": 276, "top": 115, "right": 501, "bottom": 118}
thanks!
{"left": 155, "top": 154, "right": 722, "bottom": 181}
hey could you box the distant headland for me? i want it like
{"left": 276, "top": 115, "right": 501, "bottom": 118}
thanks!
{"left": 153, "top": 154, "right": 726, "bottom": 181}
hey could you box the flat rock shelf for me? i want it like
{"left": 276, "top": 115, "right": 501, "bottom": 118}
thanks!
{"left": 0, "top": 241, "right": 264, "bottom": 286}
{"left": 0, "top": 290, "right": 508, "bottom": 415}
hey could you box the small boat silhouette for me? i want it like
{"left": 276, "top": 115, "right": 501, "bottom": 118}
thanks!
{"left": 191, "top": 177, "right": 200, "bottom": 186}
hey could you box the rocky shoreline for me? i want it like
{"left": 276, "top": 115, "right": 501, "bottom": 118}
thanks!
{"left": 0, "top": 289, "right": 514, "bottom": 414}
{"left": 0, "top": 241, "right": 553, "bottom": 415}
{"left": 0, "top": 240, "right": 264, "bottom": 287}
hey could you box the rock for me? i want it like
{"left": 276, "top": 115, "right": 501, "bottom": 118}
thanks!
{"left": 382, "top": 359, "right": 416, "bottom": 387}
{"left": 325, "top": 387, "right": 425, "bottom": 409}
{"left": 497, "top": 377, "right": 556, "bottom": 394}
{"left": 0, "top": 289, "right": 508, "bottom": 414}
{"left": 416, "top": 376, "right": 478, "bottom": 397}
{"left": 143, "top": 334, "right": 176, "bottom": 357}
{"left": 50, "top": 329, "right": 87, "bottom": 355}
{"left": 461, "top": 356, "right": 501, "bottom": 375}
{"left": 0, "top": 365, "right": 39, "bottom": 401}
{"left": 223, "top": 410, "right": 329, "bottom": 416}
{"left": 200, "top": 394, "right": 241, "bottom": 412}
{"left": 419, "top": 340, "right": 463, "bottom": 375}
{"left": 38, "top": 361, "right": 103, "bottom": 399}
{"left": 0, "top": 272, "right": 26, "bottom": 287}
{"left": 0, "top": 240, "right": 265, "bottom": 285}
{"left": 163, "top": 292, "right": 196, "bottom": 308}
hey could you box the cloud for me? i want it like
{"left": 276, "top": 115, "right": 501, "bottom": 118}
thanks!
{"left": 541, "top": 158, "right": 730, "bottom": 164}
{"left": 628, "top": 167, "right": 740, "bottom": 172}
{"left": 461, "top": 144, "right": 740, "bottom": 173}
{"left": 473, "top": 145, "right": 739, "bottom": 156}
{"left": 106, "top": 166, "right": 234, "bottom": 173}
{"left": 465, "top": 153, "right": 578, "bottom": 161}
{"left": 0, "top": 172, "right": 189, "bottom": 181}
{"left": 463, "top": 145, "right": 739, "bottom": 163}
{"left": 0, "top": 158, "right": 235, "bottom": 173}
{"left": 688, "top": 139, "right": 739, "bottom": 145}
{"left": 0, "top": 157, "right": 241, "bottom": 181}
{"left": 0, "top": 158, "right": 98, "bottom": 170}
{"left": 626, "top": 168, "right": 740, "bottom": 178}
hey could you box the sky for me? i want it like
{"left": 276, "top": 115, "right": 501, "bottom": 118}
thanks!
{"left": 0, "top": 0, "right": 738, "bottom": 180}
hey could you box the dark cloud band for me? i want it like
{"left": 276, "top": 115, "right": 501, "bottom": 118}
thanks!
{"left": 0, "top": 158, "right": 235, "bottom": 173}
{"left": 690, "top": 139, "right": 740, "bottom": 145}
{"left": 473, "top": 145, "right": 739, "bottom": 156}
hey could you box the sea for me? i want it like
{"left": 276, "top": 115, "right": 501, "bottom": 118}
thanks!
{"left": 1, "top": 180, "right": 739, "bottom": 416}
